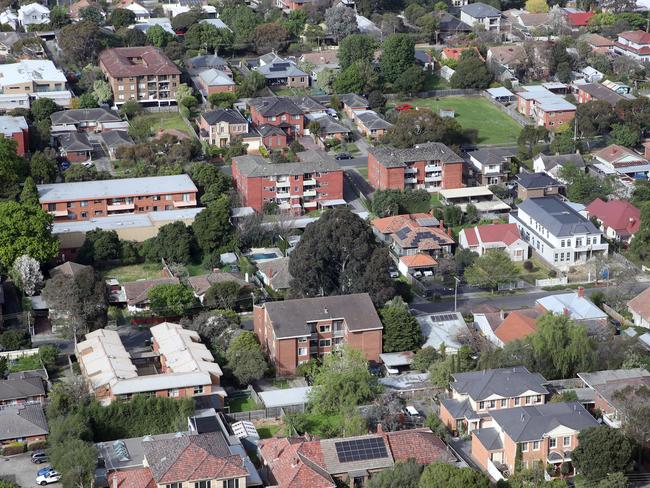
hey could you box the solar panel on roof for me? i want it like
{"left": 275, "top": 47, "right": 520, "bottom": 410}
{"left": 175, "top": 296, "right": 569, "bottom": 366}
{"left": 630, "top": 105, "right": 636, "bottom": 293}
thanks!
{"left": 334, "top": 437, "right": 389, "bottom": 463}
{"left": 430, "top": 313, "right": 458, "bottom": 322}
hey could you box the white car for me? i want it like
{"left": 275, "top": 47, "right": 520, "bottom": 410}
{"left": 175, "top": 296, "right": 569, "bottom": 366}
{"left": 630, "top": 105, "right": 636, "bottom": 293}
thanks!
{"left": 81, "top": 161, "right": 94, "bottom": 168}
{"left": 36, "top": 471, "right": 61, "bottom": 485}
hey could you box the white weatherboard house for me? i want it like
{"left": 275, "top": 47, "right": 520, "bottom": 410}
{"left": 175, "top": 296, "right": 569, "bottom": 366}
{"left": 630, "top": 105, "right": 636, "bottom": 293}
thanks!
{"left": 509, "top": 196, "right": 608, "bottom": 271}
{"left": 18, "top": 3, "right": 49, "bottom": 27}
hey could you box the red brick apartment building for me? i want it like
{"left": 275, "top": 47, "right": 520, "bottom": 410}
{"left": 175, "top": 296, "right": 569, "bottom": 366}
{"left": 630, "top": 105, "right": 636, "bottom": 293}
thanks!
{"left": 248, "top": 97, "right": 305, "bottom": 137}
{"left": 37, "top": 174, "right": 198, "bottom": 222}
{"left": 0, "top": 115, "right": 28, "bottom": 156}
{"left": 232, "top": 151, "right": 343, "bottom": 214}
{"left": 368, "top": 143, "right": 464, "bottom": 192}
{"left": 517, "top": 86, "right": 576, "bottom": 130}
{"left": 254, "top": 293, "right": 383, "bottom": 376}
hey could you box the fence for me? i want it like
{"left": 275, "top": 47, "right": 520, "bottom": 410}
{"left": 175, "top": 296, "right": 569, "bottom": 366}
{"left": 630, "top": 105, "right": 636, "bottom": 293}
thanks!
{"left": 497, "top": 280, "right": 528, "bottom": 291}
{"left": 482, "top": 92, "right": 529, "bottom": 126}
{"left": 0, "top": 348, "right": 39, "bottom": 360}
{"left": 535, "top": 276, "right": 568, "bottom": 287}
{"left": 602, "top": 303, "right": 633, "bottom": 327}
{"left": 385, "top": 88, "right": 480, "bottom": 100}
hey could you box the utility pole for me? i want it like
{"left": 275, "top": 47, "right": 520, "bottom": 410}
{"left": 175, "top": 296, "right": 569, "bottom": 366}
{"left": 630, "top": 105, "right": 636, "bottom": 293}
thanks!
{"left": 454, "top": 277, "right": 460, "bottom": 312}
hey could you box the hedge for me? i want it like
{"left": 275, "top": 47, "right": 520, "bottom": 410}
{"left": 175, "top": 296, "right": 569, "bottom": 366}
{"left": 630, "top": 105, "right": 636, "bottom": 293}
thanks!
{"left": 28, "top": 440, "right": 47, "bottom": 451}
{"left": 1, "top": 442, "right": 26, "bottom": 456}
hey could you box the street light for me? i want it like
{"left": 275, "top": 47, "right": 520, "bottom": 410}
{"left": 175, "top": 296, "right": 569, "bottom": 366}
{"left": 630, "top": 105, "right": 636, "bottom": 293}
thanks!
{"left": 454, "top": 277, "right": 461, "bottom": 312}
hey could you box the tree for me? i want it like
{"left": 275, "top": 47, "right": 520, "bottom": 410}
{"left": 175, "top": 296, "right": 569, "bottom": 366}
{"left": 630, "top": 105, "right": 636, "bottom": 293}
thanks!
{"left": 332, "top": 60, "right": 380, "bottom": 95}
{"left": 64, "top": 165, "right": 110, "bottom": 183}
{"left": 416, "top": 13, "right": 439, "bottom": 42}
{"left": 383, "top": 109, "right": 469, "bottom": 149}
{"left": 526, "top": 0, "right": 549, "bottom": 12}
{"left": 31, "top": 98, "right": 58, "bottom": 122}
{"left": 518, "top": 125, "right": 549, "bottom": 158}
{"left": 380, "top": 34, "right": 415, "bottom": 84}
{"left": 576, "top": 101, "right": 617, "bottom": 137}
{"left": 367, "top": 459, "right": 423, "bottom": 488}
{"left": 394, "top": 65, "right": 426, "bottom": 96}
{"left": 208, "top": 92, "right": 236, "bottom": 109}
{"left": 236, "top": 71, "right": 267, "bottom": 98}
{"left": 610, "top": 123, "right": 640, "bottom": 147}
{"left": 253, "top": 22, "right": 288, "bottom": 54}
{"left": 0, "top": 202, "right": 58, "bottom": 268}
{"left": 123, "top": 27, "right": 147, "bottom": 46}
{"left": 49, "top": 438, "right": 97, "bottom": 488}
{"left": 380, "top": 296, "right": 421, "bottom": 352}
{"left": 368, "top": 90, "right": 386, "bottom": 112}
{"left": 91, "top": 80, "right": 112, "bottom": 105}
{"left": 464, "top": 250, "right": 520, "bottom": 291}
{"left": 338, "top": 34, "right": 378, "bottom": 70}
{"left": 147, "top": 283, "right": 197, "bottom": 316}
{"left": 77, "top": 229, "right": 121, "bottom": 264}
{"left": 42, "top": 265, "right": 107, "bottom": 339}
{"left": 109, "top": 8, "right": 135, "bottom": 29}
{"left": 572, "top": 426, "right": 632, "bottom": 481}
{"left": 0, "top": 136, "right": 27, "bottom": 200}
{"left": 599, "top": 0, "right": 636, "bottom": 13}
{"left": 225, "top": 331, "right": 267, "bottom": 385}
{"left": 412, "top": 347, "right": 439, "bottom": 372}
{"left": 80, "top": 6, "right": 103, "bottom": 24}
{"left": 419, "top": 462, "right": 490, "bottom": 488}
{"left": 204, "top": 281, "right": 242, "bottom": 310}
{"left": 450, "top": 50, "right": 492, "bottom": 89}
{"left": 289, "top": 209, "right": 394, "bottom": 305}
{"left": 192, "top": 195, "right": 232, "bottom": 255}
{"left": 556, "top": 61, "right": 572, "bottom": 83}
{"left": 550, "top": 129, "right": 579, "bottom": 154}
{"left": 183, "top": 310, "right": 241, "bottom": 356}
{"left": 30, "top": 151, "right": 57, "bottom": 184}
{"left": 58, "top": 20, "right": 99, "bottom": 66}
{"left": 596, "top": 473, "right": 627, "bottom": 488}
{"left": 12, "top": 255, "right": 43, "bottom": 296}
{"left": 78, "top": 92, "right": 98, "bottom": 109}
{"left": 558, "top": 164, "right": 611, "bottom": 204}
{"left": 611, "top": 383, "right": 650, "bottom": 462}
{"left": 325, "top": 5, "right": 358, "bottom": 42}
{"left": 146, "top": 24, "right": 174, "bottom": 48}
{"left": 220, "top": 5, "right": 259, "bottom": 44}
{"left": 19, "top": 176, "right": 39, "bottom": 207}
{"left": 145, "top": 221, "right": 194, "bottom": 264}
{"left": 309, "top": 346, "right": 380, "bottom": 414}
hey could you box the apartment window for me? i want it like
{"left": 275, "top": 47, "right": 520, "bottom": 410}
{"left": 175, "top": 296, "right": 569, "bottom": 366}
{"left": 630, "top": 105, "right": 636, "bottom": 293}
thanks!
{"left": 165, "top": 194, "right": 172, "bottom": 200}
{"left": 165, "top": 484, "right": 182, "bottom": 488}
{"left": 118, "top": 95, "right": 124, "bottom": 100}
{"left": 153, "top": 195, "right": 161, "bottom": 201}
{"left": 169, "top": 389, "right": 179, "bottom": 397}
{"left": 500, "top": 399, "right": 507, "bottom": 408}
{"left": 576, "top": 238, "right": 582, "bottom": 247}
{"left": 563, "top": 436, "right": 571, "bottom": 447}
{"left": 549, "top": 438, "right": 557, "bottom": 448}
{"left": 535, "top": 395, "right": 542, "bottom": 403}
{"left": 224, "top": 480, "right": 239, "bottom": 488}
{"left": 521, "top": 442, "right": 528, "bottom": 452}
{"left": 293, "top": 115, "right": 300, "bottom": 120}
{"left": 333, "top": 320, "right": 344, "bottom": 332}
{"left": 193, "top": 385, "right": 203, "bottom": 394}
{"left": 525, "top": 396, "right": 532, "bottom": 405}
{"left": 488, "top": 400, "right": 496, "bottom": 409}
{"left": 298, "top": 337, "right": 308, "bottom": 343}
{"left": 94, "top": 211, "right": 102, "bottom": 216}
{"left": 479, "top": 401, "right": 485, "bottom": 410}
{"left": 194, "top": 481, "right": 211, "bottom": 488}
{"left": 586, "top": 237, "right": 591, "bottom": 245}
{"left": 514, "top": 397, "right": 520, "bottom": 406}
{"left": 319, "top": 339, "right": 331, "bottom": 347}
{"left": 81, "top": 212, "right": 87, "bottom": 219}
{"left": 164, "top": 205, "right": 172, "bottom": 210}
{"left": 118, "top": 85, "right": 124, "bottom": 91}
{"left": 319, "top": 324, "right": 331, "bottom": 333}
{"left": 298, "top": 347, "right": 307, "bottom": 356}
{"left": 80, "top": 201, "right": 88, "bottom": 207}
{"left": 533, "top": 441, "right": 540, "bottom": 451}
{"left": 560, "top": 240, "right": 565, "bottom": 247}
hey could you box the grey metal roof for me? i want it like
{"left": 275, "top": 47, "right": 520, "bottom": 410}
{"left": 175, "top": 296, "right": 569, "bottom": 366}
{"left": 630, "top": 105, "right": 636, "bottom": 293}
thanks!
{"left": 461, "top": 2, "right": 501, "bottom": 17}
{"left": 0, "top": 403, "right": 48, "bottom": 441}
{"left": 490, "top": 402, "right": 598, "bottom": 442}
{"left": 258, "top": 386, "right": 311, "bottom": 408}
{"left": 516, "top": 172, "right": 562, "bottom": 189}
{"left": 254, "top": 55, "right": 308, "bottom": 79}
{"left": 536, "top": 292, "right": 607, "bottom": 320}
{"left": 261, "top": 293, "right": 382, "bottom": 339}
{"left": 51, "top": 108, "right": 122, "bottom": 125}
{"left": 370, "top": 143, "right": 463, "bottom": 168}
{"left": 202, "top": 108, "right": 247, "bottom": 126}
{"left": 451, "top": 366, "right": 549, "bottom": 402}
{"left": 232, "top": 151, "right": 340, "bottom": 178}
{"left": 37, "top": 174, "right": 197, "bottom": 202}
{"left": 198, "top": 68, "right": 235, "bottom": 87}
{"left": 99, "top": 130, "right": 134, "bottom": 149}
{"left": 578, "top": 83, "right": 630, "bottom": 107}
{"left": 308, "top": 114, "right": 350, "bottom": 135}
{"left": 577, "top": 368, "right": 650, "bottom": 388}
{"left": 186, "top": 54, "right": 228, "bottom": 72}
{"left": 474, "top": 428, "right": 503, "bottom": 450}
{"left": 516, "top": 196, "right": 600, "bottom": 237}
{"left": 537, "top": 153, "right": 585, "bottom": 170}
{"left": 289, "top": 95, "right": 327, "bottom": 113}
{"left": 0, "top": 377, "right": 45, "bottom": 402}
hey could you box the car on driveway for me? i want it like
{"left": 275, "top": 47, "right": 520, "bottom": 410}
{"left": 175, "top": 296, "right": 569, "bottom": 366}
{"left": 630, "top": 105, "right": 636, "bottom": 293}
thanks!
{"left": 335, "top": 152, "right": 353, "bottom": 160}
{"left": 37, "top": 466, "right": 55, "bottom": 477}
{"left": 36, "top": 471, "right": 61, "bottom": 485}
{"left": 31, "top": 450, "right": 48, "bottom": 464}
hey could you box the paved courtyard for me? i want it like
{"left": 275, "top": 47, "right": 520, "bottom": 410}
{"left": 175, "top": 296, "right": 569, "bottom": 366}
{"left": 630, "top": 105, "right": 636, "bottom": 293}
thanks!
{"left": 0, "top": 452, "right": 59, "bottom": 487}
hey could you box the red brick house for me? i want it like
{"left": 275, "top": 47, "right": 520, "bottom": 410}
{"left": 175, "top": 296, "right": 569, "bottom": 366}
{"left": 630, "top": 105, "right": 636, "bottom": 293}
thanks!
{"left": 55, "top": 132, "right": 93, "bottom": 162}
{"left": 232, "top": 151, "right": 343, "bottom": 214}
{"left": 517, "top": 85, "right": 576, "bottom": 130}
{"left": 258, "top": 124, "right": 287, "bottom": 149}
{"left": 0, "top": 378, "right": 46, "bottom": 406}
{"left": 248, "top": 97, "right": 305, "bottom": 138}
{"left": 0, "top": 115, "right": 28, "bottom": 156}
{"left": 368, "top": 143, "right": 464, "bottom": 192}
{"left": 0, "top": 403, "right": 48, "bottom": 445}
{"left": 254, "top": 293, "right": 383, "bottom": 376}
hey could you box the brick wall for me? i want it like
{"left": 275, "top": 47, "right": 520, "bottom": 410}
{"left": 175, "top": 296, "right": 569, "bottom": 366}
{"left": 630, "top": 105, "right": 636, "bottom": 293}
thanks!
{"left": 442, "top": 161, "right": 463, "bottom": 189}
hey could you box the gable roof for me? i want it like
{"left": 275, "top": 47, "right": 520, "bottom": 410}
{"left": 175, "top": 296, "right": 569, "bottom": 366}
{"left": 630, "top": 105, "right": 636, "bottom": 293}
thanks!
{"left": 339, "top": 93, "right": 368, "bottom": 109}
{"left": 0, "top": 403, "right": 48, "bottom": 441}
{"left": 536, "top": 153, "right": 585, "bottom": 170}
{"left": 355, "top": 110, "right": 393, "bottom": 130}
{"left": 50, "top": 261, "right": 92, "bottom": 278}
{"left": 143, "top": 432, "right": 248, "bottom": 484}
{"left": 198, "top": 68, "right": 235, "bottom": 87}
{"left": 536, "top": 292, "right": 606, "bottom": 320}
{"left": 108, "top": 468, "right": 156, "bottom": 488}
{"left": 57, "top": 132, "right": 93, "bottom": 152}
{"left": 370, "top": 143, "right": 463, "bottom": 168}
{"left": 258, "top": 257, "right": 292, "bottom": 290}
{"left": 0, "top": 377, "right": 45, "bottom": 402}
{"left": 586, "top": 198, "right": 640, "bottom": 236}
{"left": 383, "top": 428, "right": 456, "bottom": 465}
{"left": 488, "top": 44, "right": 528, "bottom": 66}
{"left": 566, "top": 11, "right": 594, "bottom": 27}
{"left": 249, "top": 96, "right": 303, "bottom": 117}
{"left": 593, "top": 144, "right": 646, "bottom": 166}
{"left": 577, "top": 83, "right": 629, "bottom": 106}
{"left": 123, "top": 277, "right": 180, "bottom": 306}
{"left": 400, "top": 253, "right": 438, "bottom": 268}
{"left": 99, "top": 130, "right": 134, "bottom": 149}
{"left": 582, "top": 33, "right": 614, "bottom": 47}
{"left": 389, "top": 218, "right": 455, "bottom": 251}
{"left": 516, "top": 196, "right": 600, "bottom": 237}
{"left": 451, "top": 366, "right": 548, "bottom": 401}
{"left": 619, "top": 30, "right": 650, "bottom": 45}
{"left": 517, "top": 172, "right": 562, "bottom": 189}
{"left": 461, "top": 2, "right": 501, "bottom": 17}
{"left": 476, "top": 223, "right": 522, "bottom": 246}
{"left": 468, "top": 147, "right": 517, "bottom": 166}
{"left": 187, "top": 271, "right": 249, "bottom": 296}
{"left": 372, "top": 213, "right": 438, "bottom": 234}
{"left": 627, "top": 288, "right": 650, "bottom": 320}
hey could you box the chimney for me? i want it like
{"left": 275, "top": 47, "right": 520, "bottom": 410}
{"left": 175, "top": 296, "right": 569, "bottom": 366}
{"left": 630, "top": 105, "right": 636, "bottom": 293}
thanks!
{"left": 499, "top": 310, "right": 505, "bottom": 320}
{"left": 577, "top": 286, "right": 585, "bottom": 298}
{"left": 376, "top": 423, "right": 383, "bottom": 434}
{"left": 563, "top": 307, "right": 569, "bottom": 316}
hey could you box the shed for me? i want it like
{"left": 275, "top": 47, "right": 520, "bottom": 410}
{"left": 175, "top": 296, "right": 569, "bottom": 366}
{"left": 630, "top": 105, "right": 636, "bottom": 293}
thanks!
{"left": 486, "top": 86, "right": 515, "bottom": 102}
{"left": 380, "top": 351, "right": 415, "bottom": 375}
{"left": 439, "top": 108, "right": 455, "bottom": 118}
{"left": 257, "top": 386, "right": 311, "bottom": 409}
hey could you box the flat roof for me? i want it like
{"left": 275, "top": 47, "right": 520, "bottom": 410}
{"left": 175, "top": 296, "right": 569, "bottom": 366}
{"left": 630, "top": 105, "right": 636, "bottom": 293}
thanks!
{"left": 380, "top": 351, "right": 415, "bottom": 367}
{"left": 38, "top": 174, "right": 197, "bottom": 202}
{"left": 439, "top": 186, "right": 494, "bottom": 199}
{"left": 486, "top": 87, "right": 515, "bottom": 98}
{"left": 416, "top": 311, "right": 469, "bottom": 352}
{"left": 257, "top": 386, "right": 311, "bottom": 408}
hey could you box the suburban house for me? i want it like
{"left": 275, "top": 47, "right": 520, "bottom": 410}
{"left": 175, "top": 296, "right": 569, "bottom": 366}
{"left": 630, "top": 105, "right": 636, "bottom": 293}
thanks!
{"left": 458, "top": 223, "right": 529, "bottom": 261}
{"left": 37, "top": 174, "right": 198, "bottom": 222}
{"left": 299, "top": 51, "right": 339, "bottom": 81}
{"left": 99, "top": 130, "right": 134, "bottom": 159}
{"left": 509, "top": 196, "right": 608, "bottom": 270}
{"left": 565, "top": 11, "right": 594, "bottom": 29}
{"left": 99, "top": 47, "right": 182, "bottom": 107}
{"left": 577, "top": 368, "right": 650, "bottom": 429}
{"left": 0, "top": 403, "right": 48, "bottom": 446}
{"left": 580, "top": 66, "right": 604, "bottom": 83}
{"left": 75, "top": 325, "right": 224, "bottom": 405}
{"left": 50, "top": 108, "right": 127, "bottom": 134}
{"left": 532, "top": 153, "right": 585, "bottom": 181}
{"left": 517, "top": 85, "right": 576, "bottom": 130}
{"left": 186, "top": 54, "right": 231, "bottom": 78}
{"left": 17, "top": 3, "right": 49, "bottom": 27}
{"left": 253, "top": 293, "right": 382, "bottom": 376}
{"left": 439, "top": 186, "right": 511, "bottom": 217}
{"left": 198, "top": 109, "right": 255, "bottom": 148}
{"left": 0, "top": 9, "right": 18, "bottom": 30}
{"left": 118, "top": 0, "right": 150, "bottom": 21}
{"left": 441, "top": 46, "right": 483, "bottom": 62}
{"left": 306, "top": 114, "right": 351, "bottom": 143}
{"left": 187, "top": 271, "right": 251, "bottom": 303}
{"left": 416, "top": 311, "right": 470, "bottom": 354}
{"left": 585, "top": 198, "right": 640, "bottom": 243}
{"left": 368, "top": 143, "right": 464, "bottom": 192}
{"left": 195, "top": 68, "right": 236, "bottom": 96}
{"left": 256, "top": 257, "right": 292, "bottom": 292}
{"left": 435, "top": 11, "right": 472, "bottom": 40}
{"left": 248, "top": 97, "right": 305, "bottom": 138}
{"left": 471, "top": 402, "right": 598, "bottom": 479}
{"left": 574, "top": 82, "right": 633, "bottom": 107}
{"left": 439, "top": 367, "right": 549, "bottom": 435}
{"left": 231, "top": 151, "right": 344, "bottom": 215}
{"left": 535, "top": 289, "right": 608, "bottom": 328}
{"left": 474, "top": 307, "right": 541, "bottom": 348}
{"left": 69, "top": 0, "right": 102, "bottom": 21}
{"left": 486, "top": 44, "right": 527, "bottom": 82}
{"left": 0, "top": 32, "right": 44, "bottom": 59}
{"left": 627, "top": 287, "right": 650, "bottom": 329}
{"left": 0, "top": 60, "right": 71, "bottom": 107}
{"left": 353, "top": 110, "right": 393, "bottom": 139}
{"left": 339, "top": 93, "right": 369, "bottom": 118}
{"left": 460, "top": 3, "right": 502, "bottom": 32}
{"left": 54, "top": 132, "right": 93, "bottom": 163}
{"left": 0, "top": 377, "right": 46, "bottom": 405}
{"left": 516, "top": 172, "right": 564, "bottom": 200}
{"left": 258, "top": 428, "right": 456, "bottom": 488}
{"left": 592, "top": 144, "right": 649, "bottom": 179}
{"left": 0, "top": 115, "right": 28, "bottom": 156}
{"left": 258, "top": 124, "right": 287, "bottom": 149}
{"left": 466, "top": 148, "right": 517, "bottom": 186}
{"left": 123, "top": 277, "right": 180, "bottom": 312}
{"left": 612, "top": 30, "right": 650, "bottom": 62}
{"left": 247, "top": 53, "right": 309, "bottom": 88}
{"left": 582, "top": 33, "right": 614, "bottom": 53}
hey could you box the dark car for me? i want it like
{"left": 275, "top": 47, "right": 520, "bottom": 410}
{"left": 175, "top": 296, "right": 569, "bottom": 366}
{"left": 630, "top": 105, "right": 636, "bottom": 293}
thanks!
{"left": 31, "top": 450, "right": 48, "bottom": 464}
{"left": 335, "top": 152, "right": 353, "bottom": 160}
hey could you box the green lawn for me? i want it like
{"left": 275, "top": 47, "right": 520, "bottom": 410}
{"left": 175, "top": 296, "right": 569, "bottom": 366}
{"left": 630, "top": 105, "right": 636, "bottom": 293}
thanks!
{"left": 257, "top": 424, "right": 281, "bottom": 439}
{"left": 227, "top": 396, "right": 260, "bottom": 413}
{"left": 134, "top": 112, "right": 194, "bottom": 137}
{"left": 102, "top": 262, "right": 164, "bottom": 282}
{"left": 356, "top": 167, "right": 369, "bottom": 180}
{"left": 394, "top": 96, "right": 522, "bottom": 145}
{"left": 430, "top": 193, "right": 442, "bottom": 208}
{"left": 185, "top": 263, "right": 210, "bottom": 277}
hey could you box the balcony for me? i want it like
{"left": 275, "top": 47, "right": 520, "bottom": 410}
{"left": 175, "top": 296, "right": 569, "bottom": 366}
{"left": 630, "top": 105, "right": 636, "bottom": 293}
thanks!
{"left": 425, "top": 175, "right": 442, "bottom": 182}
{"left": 405, "top": 167, "right": 418, "bottom": 174}
{"left": 303, "top": 178, "right": 317, "bottom": 186}
{"left": 276, "top": 180, "right": 290, "bottom": 188}
{"left": 303, "top": 201, "right": 318, "bottom": 208}
{"left": 107, "top": 203, "right": 135, "bottom": 211}
{"left": 404, "top": 177, "right": 417, "bottom": 184}
{"left": 425, "top": 164, "right": 440, "bottom": 172}
{"left": 333, "top": 329, "right": 345, "bottom": 337}
{"left": 276, "top": 192, "right": 290, "bottom": 199}
{"left": 303, "top": 189, "right": 317, "bottom": 197}
{"left": 48, "top": 209, "right": 68, "bottom": 217}
{"left": 173, "top": 199, "right": 197, "bottom": 208}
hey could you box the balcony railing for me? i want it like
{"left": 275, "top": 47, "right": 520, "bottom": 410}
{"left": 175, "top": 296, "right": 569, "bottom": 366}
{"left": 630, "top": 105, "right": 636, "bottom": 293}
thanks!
{"left": 303, "top": 189, "right": 317, "bottom": 197}
{"left": 425, "top": 164, "right": 440, "bottom": 172}
{"left": 425, "top": 175, "right": 442, "bottom": 182}
{"left": 405, "top": 177, "right": 417, "bottom": 184}
{"left": 405, "top": 167, "right": 418, "bottom": 174}
{"left": 276, "top": 192, "right": 290, "bottom": 199}
{"left": 333, "top": 329, "right": 345, "bottom": 337}
{"left": 303, "top": 178, "right": 317, "bottom": 186}
{"left": 107, "top": 203, "right": 135, "bottom": 211}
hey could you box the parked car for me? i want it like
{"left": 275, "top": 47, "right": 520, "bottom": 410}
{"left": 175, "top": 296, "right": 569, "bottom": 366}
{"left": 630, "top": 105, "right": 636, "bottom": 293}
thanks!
{"left": 335, "top": 152, "right": 353, "bottom": 160}
{"left": 31, "top": 450, "right": 48, "bottom": 464}
{"left": 82, "top": 161, "right": 94, "bottom": 168}
{"left": 36, "top": 471, "right": 61, "bottom": 485}
{"left": 60, "top": 161, "right": 71, "bottom": 171}
{"left": 404, "top": 405, "right": 420, "bottom": 416}
{"left": 395, "top": 103, "right": 414, "bottom": 112}
{"left": 389, "top": 269, "right": 399, "bottom": 279}
{"left": 37, "top": 466, "right": 55, "bottom": 477}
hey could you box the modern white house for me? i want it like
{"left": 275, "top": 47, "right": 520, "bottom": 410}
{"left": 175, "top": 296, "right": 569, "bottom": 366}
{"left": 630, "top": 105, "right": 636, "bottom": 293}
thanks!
{"left": 460, "top": 2, "right": 502, "bottom": 32}
{"left": 17, "top": 3, "right": 49, "bottom": 27}
{"left": 509, "top": 196, "right": 608, "bottom": 271}
{"left": 612, "top": 30, "right": 650, "bottom": 62}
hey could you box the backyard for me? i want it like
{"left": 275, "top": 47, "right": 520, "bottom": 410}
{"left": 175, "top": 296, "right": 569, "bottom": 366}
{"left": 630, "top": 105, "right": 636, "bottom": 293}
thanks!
{"left": 393, "top": 96, "right": 522, "bottom": 145}
{"left": 102, "top": 262, "right": 164, "bottom": 282}
{"left": 133, "top": 112, "right": 195, "bottom": 138}
{"left": 226, "top": 395, "right": 260, "bottom": 413}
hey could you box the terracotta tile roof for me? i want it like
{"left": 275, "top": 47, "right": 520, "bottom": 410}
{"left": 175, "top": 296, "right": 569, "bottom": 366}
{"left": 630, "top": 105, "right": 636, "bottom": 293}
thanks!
{"left": 586, "top": 198, "right": 640, "bottom": 236}
{"left": 462, "top": 226, "right": 479, "bottom": 246}
{"left": 442, "top": 47, "right": 483, "bottom": 62}
{"left": 566, "top": 12, "right": 594, "bottom": 27}
{"left": 372, "top": 213, "right": 434, "bottom": 234}
{"left": 628, "top": 287, "right": 650, "bottom": 320}
{"left": 123, "top": 277, "right": 180, "bottom": 306}
{"left": 383, "top": 429, "right": 456, "bottom": 465}
{"left": 583, "top": 33, "right": 613, "bottom": 47}
{"left": 619, "top": 30, "right": 650, "bottom": 45}
{"left": 388, "top": 219, "right": 455, "bottom": 251}
{"left": 487, "top": 44, "right": 527, "bottom": 66}
{"left": 400, "top": 253, "right": 437, "bottom": 268}
{"left": 187, "top": 271, "right": 249, "bottom": 296}
{"left": 99, "top": 47, "right": 181, "bottom": 78}
{"left": 593, "top": 144, "right": 646, "bottom": 166}
{"left": 494, "top": 309, "right": 541, "bottom": 344}
{"left": 107, "top": 468, "right": 156, "bottom": 488}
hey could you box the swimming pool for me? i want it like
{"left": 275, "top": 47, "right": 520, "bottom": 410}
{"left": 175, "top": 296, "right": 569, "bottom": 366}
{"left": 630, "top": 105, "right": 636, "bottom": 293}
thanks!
{"left": 249, "top": 252, "right": 280, "bottom": 261}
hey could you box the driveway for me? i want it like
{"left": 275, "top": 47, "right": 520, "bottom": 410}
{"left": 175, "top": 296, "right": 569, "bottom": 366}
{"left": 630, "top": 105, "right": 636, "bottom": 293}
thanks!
{"left": 0, "top": 452, "right": 57, "bottom": 487}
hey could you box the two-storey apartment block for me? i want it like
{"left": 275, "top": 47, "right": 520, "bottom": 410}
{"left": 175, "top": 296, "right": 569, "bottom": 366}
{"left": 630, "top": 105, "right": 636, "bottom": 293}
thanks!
{"left": 99, "top": 47, "right": 181, "bottom": 107}
{"left": 0, "top": 60, "right": 71, "bottom": 107}
{"left": 460, "top": 2, "right": 502, "bottom": 32}
{"left": 0, "top": 377, "right": 46, "bottom": 406}
{"left": 466, "top": 148, "right": 517, "bottom": 186}
{"left": 612, "top": 30, "right": 650, "bottom": 62}
{"left": 232, "top": 151, "right": 343, "bottom": 215}
{"left": 50, "top": 108, "right": 127, "bottom": 133}
{"left": 517, "top": 85, "right": 576, "bottom": 130}
{"left": 198, "top": 108, "right": 262, "bottom": 151}
{"left": 37, "top": 174, "right": 198, "bottom": 222}
{"left": 509, "top": 196, "right": 608, "bottom": 271}
{"left": 440, "top": 367, "right": 549, "bottom": 435}
{"left": 248, "top": 96, "right": 305, "bottom": 138}
{"left": 254, "top": 293, "right": 383, "bottom": 376}
{"left": 472, "top": 402, "right": 598, "bottom": 479}
{"left": 368, "top": 143, "right": 464, "bottom": 192}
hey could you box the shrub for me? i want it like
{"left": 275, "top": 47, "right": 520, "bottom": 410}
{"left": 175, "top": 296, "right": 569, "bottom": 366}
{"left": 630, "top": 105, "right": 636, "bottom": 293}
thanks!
{"left": 27, "top": 440, "right": 47, "bottom": 451}
{"left": 2, "top": 442, "right": 26, "bottom": 456}
{"left": 548, "top": 270, "right": 557, "bottom": 278}
{"left": 523, "top": 260, "right": 534, "bottom": 272}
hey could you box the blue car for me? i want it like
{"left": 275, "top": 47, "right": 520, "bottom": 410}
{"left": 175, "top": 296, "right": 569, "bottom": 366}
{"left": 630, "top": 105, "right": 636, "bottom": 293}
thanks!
{"left": 37, "top": 466, "right": 54, "bottom": 477}
{"left": 60, "top": 161, "right": 71, "bottom": 171}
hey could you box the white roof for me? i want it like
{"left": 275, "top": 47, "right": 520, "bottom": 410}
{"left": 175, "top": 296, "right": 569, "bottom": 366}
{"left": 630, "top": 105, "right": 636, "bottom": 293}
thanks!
{"left": 416, "top": 311, "right": 469, "bottom": 353}
{"left": 111, "top": 371, "right": 214, "bottom": 395}
{"left": 198, "top": 69, "right": 235, "bottom": 87}
{"left": 200, "top": 18, "right": 231, "bottom": 30}
{"left": 536, "top": 293, "right": 607, "bottom": 320}
{"left": 518, "top": 85, "right": 576, "bottom": 112}
{"left": 125, "top": 2, "right": 149, "bottom": 15}
{"left": 440, "top": 186, "right": 494, "bottom": 199}
{"left": 0, "top": 115, "right": 27, "bottom": 136}
{"left": 38, "top": 174, "right": 197, "bottom": 202}
{"left": 150, "top": 322, "right": 223, "bottom": 377}
{"left": 257, "top": 386, "right": 311, "bottom": 408}
{"left": 231, "top": 420, "right": 259, "bottom": 439}
{"left": 18, "top": 3, "right": 49, "bottom": 14}
{"left": 486, "top": 87, "right": 514, "bottom": 98}
{"left": 0, "top": 60, "right": 66, "bottom": 87}
{"left": 379, "top": 351, "right": 414, "bottom": 367}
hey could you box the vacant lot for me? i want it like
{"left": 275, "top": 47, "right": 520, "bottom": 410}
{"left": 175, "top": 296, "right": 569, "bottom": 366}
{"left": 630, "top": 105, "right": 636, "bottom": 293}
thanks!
{"left": 135, "top": 112, "right": 194, "bottom": 137}
{"left": 395, "top": 96, "right": 522, "bottom": 145}
{"left": 102, "top": 262, "right": 164, "bottom": 283}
